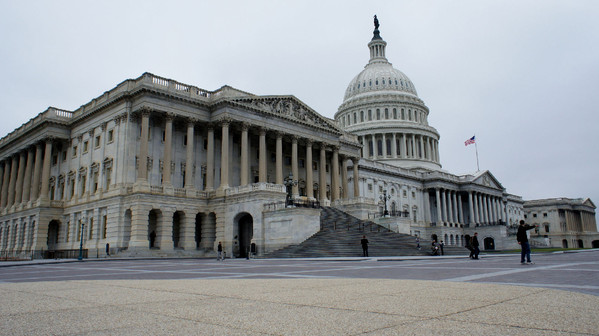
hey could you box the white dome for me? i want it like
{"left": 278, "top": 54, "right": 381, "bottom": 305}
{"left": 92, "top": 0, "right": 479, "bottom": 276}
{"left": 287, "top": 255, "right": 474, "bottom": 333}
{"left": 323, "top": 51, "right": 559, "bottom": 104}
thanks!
{"left": 343, "top": 61, "right": 418, "bottom": 101}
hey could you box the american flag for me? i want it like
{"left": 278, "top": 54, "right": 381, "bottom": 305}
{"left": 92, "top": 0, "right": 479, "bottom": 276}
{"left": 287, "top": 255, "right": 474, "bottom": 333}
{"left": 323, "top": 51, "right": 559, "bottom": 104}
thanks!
{"left": 464, "top": 136, "right": 476, "bottom": 146}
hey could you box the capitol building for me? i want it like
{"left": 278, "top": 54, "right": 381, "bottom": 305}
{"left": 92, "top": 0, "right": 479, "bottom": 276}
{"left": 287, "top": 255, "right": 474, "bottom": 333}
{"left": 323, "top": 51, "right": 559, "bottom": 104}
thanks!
{"left": 0, "top": 19, "right": 597, "bottom": 259}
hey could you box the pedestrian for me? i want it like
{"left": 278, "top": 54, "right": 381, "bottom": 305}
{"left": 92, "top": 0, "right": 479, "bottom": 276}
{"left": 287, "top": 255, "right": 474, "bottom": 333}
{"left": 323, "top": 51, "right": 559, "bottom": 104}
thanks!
{"left": 416, "top": 237, "right": 420, "bottom": 250}
{"left": 465, "top": 236, "right": 474, "bottom": 259}
{"left": 471, "top": 232, "right": 480, "bottom": 259}
{"left": 105, "top": 243, "right": 110, "bottom": 257}
{"left": 439, "top": 240, "right": 444, "bottom": 256}
{"left": 517, "top": 220, "right": 537, "bottom": 264}
{"left": 431, "top": 240, "right": 439, "bottom": 256}
{"left": 217, "top": 241, "right": 223, "bottom": 261}
{"left": 361, "top": 235, "right": 369, "bottom": 257}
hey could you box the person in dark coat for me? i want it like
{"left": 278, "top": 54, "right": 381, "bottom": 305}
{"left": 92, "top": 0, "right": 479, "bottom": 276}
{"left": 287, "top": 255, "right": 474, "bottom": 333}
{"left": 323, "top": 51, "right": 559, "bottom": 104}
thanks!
{"left": 439, "top": 240, "right": 445, "bottom": 256}
{"left": 217, "top": 241, "right": 223, "bottom": 261}
{"left": 471, "top": 232, "right": 480, "bottom": 259}
{"left": 361, "top": 235, "right": 369, "bottom": 257}
{"left": 517, "top": 220, "right": 537, "bottom": 264}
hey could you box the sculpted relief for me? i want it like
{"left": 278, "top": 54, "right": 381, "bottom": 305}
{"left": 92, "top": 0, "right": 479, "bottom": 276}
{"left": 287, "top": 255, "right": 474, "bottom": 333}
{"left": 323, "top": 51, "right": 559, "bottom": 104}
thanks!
{"left": 233, "top": 97, "right": 332, "bottom": 129}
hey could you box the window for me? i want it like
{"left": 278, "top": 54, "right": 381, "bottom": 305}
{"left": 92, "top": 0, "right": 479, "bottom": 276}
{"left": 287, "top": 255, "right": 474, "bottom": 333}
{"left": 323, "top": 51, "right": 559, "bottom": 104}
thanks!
{"left": 183, "top": 135, "right": 188, "bottom": 146}
{"left": 299, "top": 159, "right": 305, "bottom": 168}
{"left": 368, "top": 110, "right": 372, "bottom": 121}
{"left": 72, "top": 145, "right": 78, "bottom": 158}
{"left": 105, "top": 167, "right": 112, "bottom": 190}
{"left": 376, "top": 109, "right": 380, "bottom": 120}
{"left": 544, "top": 225, "right": 550, "bottom": 233}
{"left": 102, "top": 215, "right": 107, "bottom": 239}
{"left": 360, "top": 111, "right": 364, "bottom": 122}
{"left": 88, "top": 217, "right": 94, "bottom": 239}
{"left": 62, "top": 151, "right": 67, "bottom": 161}
{"left": 403, "top": 190, "right": 407, "bottom": 197}
{"left": 368, "top": 184, "right": 373, "bottom": 192}
{"left": 284, "top": 156, "right": 291, "bottom": 166}
{"left": 52, "top": 154, "right": 58, "bottom": 165}
{"left": 83, "top": 141, "right": 89, "bottom": 153}
{"left": 95, "top": 135, "right": 101, "bottom": 148}
{"left": 107, "top": 129, "right": 114, "bottom": 143}
{"left": 353, "top": 112, "right": 357, "bottom": 124}
{"left": 412, "top": 191, "right": 416, "bottom": 199}
{"left": 533, "top": 214, "right": 537, "bottom": 218}
{"left": 385, "top": 108, "right": 389, "bottom": 119}
{"left": 379, "top": 186, "right": 383, "bottom": 193}
{"left": 543, "top": 213, "right": 548, "bottom": 217}
{"left": 92, "top": 172, "right": 99, "bottom": 193}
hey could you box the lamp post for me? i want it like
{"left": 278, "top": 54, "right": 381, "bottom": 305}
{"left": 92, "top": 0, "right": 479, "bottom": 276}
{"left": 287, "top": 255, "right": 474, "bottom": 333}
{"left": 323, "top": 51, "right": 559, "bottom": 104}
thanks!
{"left": 78, "top": 216, "right": 85, "bottom": 261}
{"left": 284, "top": 172, "right": 297, "bottom": 207}
{"left": 380, "top": 190, "right": 391, "bottom": 217}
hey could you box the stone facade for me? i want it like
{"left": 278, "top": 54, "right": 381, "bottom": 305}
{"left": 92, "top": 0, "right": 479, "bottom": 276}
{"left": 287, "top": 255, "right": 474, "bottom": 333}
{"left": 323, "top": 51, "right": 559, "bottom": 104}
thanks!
{"left": 0, "top": 20, "right": 596, "bottom": 259}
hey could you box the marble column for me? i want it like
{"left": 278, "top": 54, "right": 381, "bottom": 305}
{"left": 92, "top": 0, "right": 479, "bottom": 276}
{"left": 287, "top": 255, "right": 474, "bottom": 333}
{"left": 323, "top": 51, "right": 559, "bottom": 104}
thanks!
{"left": 181, "top": 210, "right": 196, "bottom": 250}
{"left": 206, "top": 126, "right": 215, "bottom": 191}
{"left": 452, "top": 191, "right": 459, "bottom": 223}
{"left": 240, "top": 123, "right": 249, "bottom": 186}
{"left": 22, "top": 148, "right": 34, "bottom": 203}
{"left": 219, "top": 120, "right": 230, "bottom": 189}
{"left": 419, "top": 136, "right": 425, "bottom": 159}
{"left": 319, "top": 144, "right": 327, "bottom": 201}
{"left": 162, "top": 115, "right": 173, "bottom": 186}
{"left": 291, "top": 136, "right": 299, "bottom": 196}
{"left": 137, "top": 111, "right": 150, "bottom": 181}
{"left": 39, "top": 140, "right": 53, "bottom": 201}
{"left": 458, "top": 193, "right": 464, "bottom": 224}
{"left": 473, "top": 193, "right": 480, "bottom": 224}
{"left": 446, "top": 190, "right": 453, "bottom": 224}
{"left": 400, "top": 133, "right": 406, "bottom": 159}
{"left": 391, "top": 133, "right": 397, "bottom": 158}
{"left": 7, "top": 156, "right": 18, "bottom": 206}
{"left": 331, "top": 147, "right": 339, "bottom": 201}
{"left": 259, "top": 128, "right": 267, "bottom": 183}
{"left": 157, "top": 209, "right": 174, "bottom": 251}
{"left": 0, "top": 162, "right": 4, "bottom": 207}
{"left": 381, "top": 134, "right": 387, "bottom": 158}
{"left": 31, "top": 144, "right": 42, "bottom": 200}
{"left": 1, "top": 159, "right": 10, "bottom": 208}
{"left": 275, "top": 132, "right": 283, "bottom": 185}
{"left": 352, "top": 158, "right": 359, "bottom": 198}
{"left": 341, "top": 157, "right": 348, "bottom": 199}
{"left": 14, "top": 152, "right": 26, "bottom": 205}
{"left": 468, "top": 192, "right": 474, "bottom": 226}
{"left": 184, "top": 121, "right": 195, "bottom": 189}
{"left": 306, "top": 140, "right": 314, "bottom": 199}
{"left": 435, "top": 188, "right": 442, "bottom": 225}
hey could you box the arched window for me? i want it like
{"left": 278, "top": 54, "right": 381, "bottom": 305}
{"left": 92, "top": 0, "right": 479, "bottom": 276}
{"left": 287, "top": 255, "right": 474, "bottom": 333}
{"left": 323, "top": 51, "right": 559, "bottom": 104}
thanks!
{"left": 368, "top": 110, "right": 372, "bottom": 121}
{"left": 353, "top": 112, "right": 357, "bottom": 124}
{"left": 360, "top": 111, "right": 364, "bottom": 122}
{"left": 385, "top": 108, "right": 389, "bottom": 119}
{"left": 377, "top": 139, "right": 383, "bottom": 156}
{"left": 393, "top": 108, "right": 397, "bottom": 119}
{"left": 376, "top": 109, "right": 380, "bottom": 120}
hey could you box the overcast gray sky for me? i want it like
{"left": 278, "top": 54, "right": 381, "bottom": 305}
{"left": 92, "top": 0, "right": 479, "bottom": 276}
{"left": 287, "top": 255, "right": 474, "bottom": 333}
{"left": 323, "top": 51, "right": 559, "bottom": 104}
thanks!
{"left": 1, "top": 0, "right": 598, "bottom": 209}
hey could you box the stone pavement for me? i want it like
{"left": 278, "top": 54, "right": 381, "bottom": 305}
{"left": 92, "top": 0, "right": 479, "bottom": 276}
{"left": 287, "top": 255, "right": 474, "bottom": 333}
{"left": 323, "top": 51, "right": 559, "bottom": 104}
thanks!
{"left": 1, "top": 252, "right": 599, "bottom": 335}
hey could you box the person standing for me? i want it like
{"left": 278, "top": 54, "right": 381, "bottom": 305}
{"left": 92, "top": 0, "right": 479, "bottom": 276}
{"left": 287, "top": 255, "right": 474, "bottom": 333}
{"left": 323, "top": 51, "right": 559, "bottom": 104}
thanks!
{"left": 517, "top": 220, "right": 537, "bottom": 264}
{"left": 439, "top": 240, "right": 445, "bottom": 256}
{"left": 471, "top": 233, "right": 480, "bottom": 260}
{"left": 416, "top": 237, "right": 420, "bottom": 250}
{"left": 217, "top": 241, "right": 223, "bottom": 261}
{"left": 361, "top": 235, "right": 369, "bottom": 257}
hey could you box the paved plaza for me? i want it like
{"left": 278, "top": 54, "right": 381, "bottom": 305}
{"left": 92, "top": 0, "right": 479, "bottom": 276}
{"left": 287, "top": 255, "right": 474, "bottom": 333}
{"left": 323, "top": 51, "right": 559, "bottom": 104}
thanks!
{"left": 1, "top": 251, "right": 598, "bottom": 335}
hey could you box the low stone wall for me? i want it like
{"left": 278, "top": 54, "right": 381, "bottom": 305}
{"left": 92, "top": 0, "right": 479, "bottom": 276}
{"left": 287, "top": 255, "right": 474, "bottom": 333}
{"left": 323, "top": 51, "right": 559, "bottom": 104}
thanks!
{"left": 262, "top": 207, "right": 321, "bottom": 253}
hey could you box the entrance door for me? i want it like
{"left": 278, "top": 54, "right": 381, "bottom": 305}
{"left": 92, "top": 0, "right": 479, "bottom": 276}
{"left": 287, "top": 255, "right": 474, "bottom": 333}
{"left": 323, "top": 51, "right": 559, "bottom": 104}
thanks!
{"left": 484, "top": 237, "right": 495, "bottom": 250}
{"left": 238, "top": 215, "right": 253, "bottom": 258}
{"left": 47, "top": 220, "right": 60, "bottom": 250}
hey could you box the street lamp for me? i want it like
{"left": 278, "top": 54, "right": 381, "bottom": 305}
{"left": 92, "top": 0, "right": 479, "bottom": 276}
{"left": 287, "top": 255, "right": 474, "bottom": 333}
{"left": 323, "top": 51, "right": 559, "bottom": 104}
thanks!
{"left": 284, "top": 172, "right": 297, "bottom": 207}
{"left": 78, "top": 216, "right": 85, "bottom": 261}
{"left": 380, "top": 190, "right": 391, "bottom": 216}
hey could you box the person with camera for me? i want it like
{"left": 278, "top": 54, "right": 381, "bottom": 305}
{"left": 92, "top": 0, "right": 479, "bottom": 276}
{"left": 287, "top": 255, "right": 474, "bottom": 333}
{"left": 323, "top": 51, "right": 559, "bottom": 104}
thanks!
{"left": 517, "top": 220, "right": 537, "bottom": 264}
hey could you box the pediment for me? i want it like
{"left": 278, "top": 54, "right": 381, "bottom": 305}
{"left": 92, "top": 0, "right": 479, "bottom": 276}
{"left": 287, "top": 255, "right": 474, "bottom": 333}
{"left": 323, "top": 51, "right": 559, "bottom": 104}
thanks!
{"left": 582, "top": 198, "right": 596, "bottom": 209}
{"left": 229, "top": 96, "right": 341, "bottom": 133}
{"left": 472, "top": 170, "right": 504, "bottom": 190}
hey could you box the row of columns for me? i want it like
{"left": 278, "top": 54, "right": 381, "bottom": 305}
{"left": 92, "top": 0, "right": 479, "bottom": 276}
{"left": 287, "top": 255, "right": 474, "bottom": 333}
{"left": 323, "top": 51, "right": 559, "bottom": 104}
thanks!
{"left": 0, "top": 218, "right": 36, "bottom": 252}
{"left": 136, "top": 113, "right": 361, "bottom": 201}
{"left": 0, "top": 140, "right": 53, "bottom": 211}
{"left": 434, "top": 189, "right": 505, "bottom": 226}
{"left": 360, "top": 132, "right": 439, "bottom": 163}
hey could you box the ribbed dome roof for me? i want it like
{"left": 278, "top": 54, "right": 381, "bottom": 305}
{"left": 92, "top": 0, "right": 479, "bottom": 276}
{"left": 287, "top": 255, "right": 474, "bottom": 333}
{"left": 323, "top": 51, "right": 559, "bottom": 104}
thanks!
{"left": 342, "top": 20, "right": 418, "bottom": 102}
{"left": 343, "top": 62, "right": 418, "bottom": 101}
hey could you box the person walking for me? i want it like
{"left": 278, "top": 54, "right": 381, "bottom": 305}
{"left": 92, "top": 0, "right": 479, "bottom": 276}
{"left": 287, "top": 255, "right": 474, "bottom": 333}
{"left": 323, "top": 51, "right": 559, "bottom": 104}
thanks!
{"left": 471, "top": 233, "right": 480, "bottom": 259}
{"left": 217, "top": 241, "right": 223, "bottom": 261}
{"left": 416, "top": 237, "right": 421, "bottom": 250}
{"left": 361, "top": 235, "right": 369, "bottom": 257}
{"left": 517, "top": 220, "right": 537, "bottom": 264}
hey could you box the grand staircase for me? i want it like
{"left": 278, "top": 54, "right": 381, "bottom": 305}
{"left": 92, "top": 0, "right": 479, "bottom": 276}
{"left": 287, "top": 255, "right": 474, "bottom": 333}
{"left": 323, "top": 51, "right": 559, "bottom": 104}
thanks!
{"left": 264, "top": 207, "right": 430, "bottom": 258}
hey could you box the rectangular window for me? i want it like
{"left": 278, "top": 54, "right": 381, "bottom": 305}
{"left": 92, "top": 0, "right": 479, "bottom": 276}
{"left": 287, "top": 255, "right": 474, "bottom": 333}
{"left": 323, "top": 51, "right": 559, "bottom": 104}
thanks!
{"left": 88, "top": 217, "right": 94, "bottom": 240}
{"left": 72, "top": 145, "right": 78, "bottom": 158}
{"left": 83, "top": 141, "right": 89, "bottom": 153}
{"left": 107, "top": 129, "right": 114, "bottom": 143}
{"left": 95, "top": 135, "right": 101, "bottom": 148}
{"left": 368, "top": 184, "right": 373, "bottom": 192}
{"left": 52, "top": 155, "right": 58, "bottom": 165}
{"left": 62, "top": 151, "right": 67, "bottom": 161}
{"left": 543, "top": 213, "right": 547, "bottom": 217}
{"left": 299, "top": 159, "right": 305, "bottom": 168}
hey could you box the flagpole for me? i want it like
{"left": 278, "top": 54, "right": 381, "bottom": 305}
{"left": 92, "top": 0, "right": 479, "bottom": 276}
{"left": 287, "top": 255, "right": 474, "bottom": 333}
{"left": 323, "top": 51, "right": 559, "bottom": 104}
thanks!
{"left": 474, "top": 135, "right": 480, "bottom": 172}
